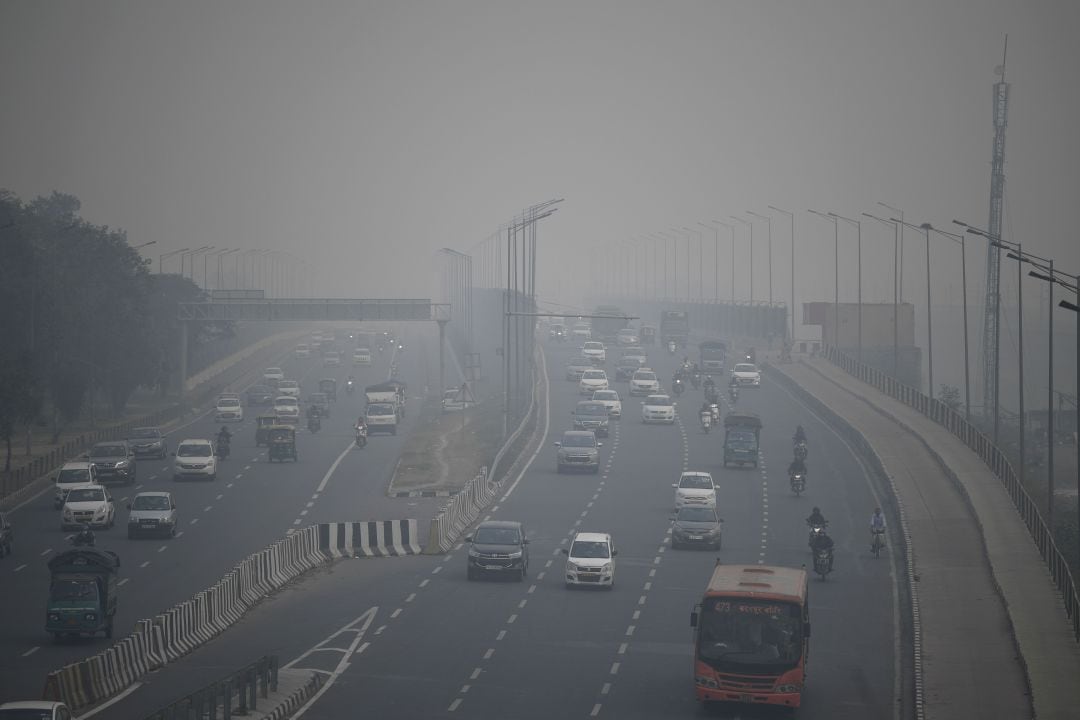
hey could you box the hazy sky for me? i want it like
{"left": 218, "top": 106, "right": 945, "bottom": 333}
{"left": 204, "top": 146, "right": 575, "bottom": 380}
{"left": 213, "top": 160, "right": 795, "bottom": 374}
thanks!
{"left": 2, "top": 0, "right": 1078, "bottom": 329}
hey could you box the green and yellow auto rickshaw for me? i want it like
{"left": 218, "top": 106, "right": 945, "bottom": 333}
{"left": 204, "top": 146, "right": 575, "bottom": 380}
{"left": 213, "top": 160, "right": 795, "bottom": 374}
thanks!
{"left": 255, "top": 415, "right": 278, "bottom": 446}
{"left": 267, "top": 425, "right": 297, "bottom": 463}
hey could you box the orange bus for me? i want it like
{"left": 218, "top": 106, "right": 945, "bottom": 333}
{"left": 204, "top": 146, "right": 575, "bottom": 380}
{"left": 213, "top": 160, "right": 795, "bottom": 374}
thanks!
{"left": 690, "top": 563, "right": 810, "bottom": 710}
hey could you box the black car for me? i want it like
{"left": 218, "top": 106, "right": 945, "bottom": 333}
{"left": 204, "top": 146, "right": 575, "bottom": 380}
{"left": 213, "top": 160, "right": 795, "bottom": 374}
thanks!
{"left": 572, "top": 401, "right": 610, "bottom": 438}
{"left": 0, "top": 512, "right": 12, "bottom": 557}
{"left": 87, "top": 441, "right": 136, "bottom": 485}
{"left": 614, "top": 363, "right": 639, "bottom": 382}
{"left": 670, "top": 506, "right": 723, "bottom": 550}
{"left": 246, "top": 384, "right": 276, "bottom": 405}
{"left": 466, "top": 520, "right": 529, "bottom": 581}
{"left": 127, "top": 427, "right": 167, "bottom": 459}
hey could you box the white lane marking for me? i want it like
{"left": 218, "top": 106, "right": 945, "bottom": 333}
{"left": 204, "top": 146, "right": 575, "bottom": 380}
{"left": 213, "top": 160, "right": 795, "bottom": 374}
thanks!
{"left": 286, "top": 608, "right": 377, "bottom": 719}
{"left": 507, "top": 614, "right": 517, "bottom": 624}
{"left": 157, "top": 546, "right": 167, "bottom": 553}
{"left": 419, "top": 579, "right": 429, "bottom": 588}
{"left": 175, "top": 531, "right": 184, "bottom": 538}
{"left": 432, "top": 565, "right": 442, "bottom": 574}
{"left": 496, "top": 630, "right": 506, "bottom": 640}
{"left": 204, "top": 506, "right": 212, "bottom": 512}
{"left": 315, "top": 440, "right": 358, "bottom": 495}
{"left": 216, "top": 494, "right": 224, "bottom": 500}
{"left": 74, "top": 681, "right": 144, "bottom": 719}
{"left": 591, "top": 703, "right": 602, "bottom": 716}
{"left": 390, "top": 608, "right": 402, "bottom": 619}
{"left": 470, "top": 668, "right": 482, "bottom": 680}
{"left": 40, "top": 548, "right": 52, "bottom": 557}
{"left": 448, "top": 699, "right": 462, "bottom": 712}
{"left": 500, "top": 346, "right": 551, "bottom": 502}
{"left": 118, "top": 578, "right": 130, "bottom": 587}
{"left": 190, "top": 518, "right": 199, "bottom": 525}
{"left": 483, "top": 648, "right": 494, "bottom": 660}
{"left": 22, "top": 646, "right": 39, "bottom": 657}
{"left": 406, "top": 593, "right": 416, "bottom": 603}
{"left": 139, "top": 561, "right": 150, "bottom": 568}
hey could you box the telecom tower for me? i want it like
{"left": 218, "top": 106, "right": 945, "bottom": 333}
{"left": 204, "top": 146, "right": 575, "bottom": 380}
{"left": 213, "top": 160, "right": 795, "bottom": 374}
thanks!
{"left": 982, "top": 39, "right": 1009, "bottom": 438}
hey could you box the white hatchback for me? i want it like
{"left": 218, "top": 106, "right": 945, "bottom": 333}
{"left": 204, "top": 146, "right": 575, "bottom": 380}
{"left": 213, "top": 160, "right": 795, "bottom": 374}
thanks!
{"left": 173, "top": 439, "right": 218, "bottom": 481}
{"left": 562, "top": 532, "right": 617, "bottom": 588}
{"left": 581, "top": 341, "right": 607, "bottom": 363}
{"left": 274, "top": 396, "right": 300, "bottom": 422}
{"left": 579, "top": 369, "right": 609, "bottom": 395}
{"left": 591, "top": 389, "right": 622, "bottom": 418}
{"left": 263, "top": 367, "right": 284, "bottom": 384}
{"left": 673, "top": 471, "right": 717, "bottom": 509}
{"left": 732, "top": 363, "right": 762, "bottom": 387}
{"left": 630, "top": 369, "right": 660, "bottom": 396}
{"left": 61, "top": 483, "right": 115, "bottom": 530}
{"left": 642, "top": 394, "right": 676, "bottom": 424}
{"left": 215, "top": 396, "right": 243, "bottom": 422}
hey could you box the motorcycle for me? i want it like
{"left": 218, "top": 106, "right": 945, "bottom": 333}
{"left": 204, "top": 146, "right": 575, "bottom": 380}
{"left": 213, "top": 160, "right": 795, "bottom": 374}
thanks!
{"left": 307, "top": 415, "right": 322, "bottom": 433}
{"left": 729, "top": 385, "right": 738, "bottom": 403}
{"left": 215, "top": 437, "right": 231, "bottom": 460}
{"left": 709, "top": 403, "right": 721, "bottom": 426}
{"left": 700, "top": 410, "right": 712, "bottom": 434}
{"left": 355, "top": 426, "right": 368, "bottom": 448}
{"left": 71, "top": 525, "right": 96, "bottom": 548}
{"left": 807, "top": 521, "right": 829, "bottom": 552}
{"left": 790, "top": 472, "right": 806, "bottom": 496}
{"left": 813, "top": 548, "right": 833, "bottom": 580}
{"left": 871, "top": 528, "right": 886, "bottom": 558}
{"left": 345, "top": 380, "right": 356, "bottom": 396}
{"left": 794, "top": 442, "right": 808, "bottom": 462}
{"left": 667, "top": 340, "right": 677, "bottom": 355}
{"left": 672, "top": 379, "right": 684, "bottom": 397}
{"left": 690, "top": 372, "right": 702, "bottom": 390}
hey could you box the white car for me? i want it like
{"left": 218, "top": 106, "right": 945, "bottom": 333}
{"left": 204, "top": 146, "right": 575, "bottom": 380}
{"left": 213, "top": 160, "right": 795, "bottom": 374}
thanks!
{"left": 54, "top": 461, "right": 98, "bottom": 509}
{"left": 276, "top": 379, "right": 301, "bottom": 398}
{"left": 673, "top": 471, "right": 717, "bottom": 509}
{"left": 0, "top": 702, "right": 73, "bottom": 720}
{"left": 581, "top": 341, "right": 607, "bottom": 363}
{"left": 615, "top": 328, "right": 639, "bottom": 346}
{"left": 215, "top": 395, "right": 243, "bottom": 422}
{"left": 732, "top": 363, "right": 762, "bottom": 387}
{"left": 571, "top": 325, "right": 592, "bottom": 341}
{"left": 630, "top": 369, "right": 660, "bottom": 396}
{"left": 60, "top": 483, "right": 115, "bottom": 530}
{"left": 274, "top": 395, "right": 300, "bottom": 422}
{"left": 579, "top": 369, "right": 609, "bottom": 395}
{"left": 294, "top": 343, "right": 310, "bottom": 358}
{"left": 591, "top": 389, "right": 622, "bottom": 419}
{"left": 562, "top": 532, "right": 616, "bottom": 588}
{"left": 263, "top": 367, "right": 284, "bottom": 385}
{"left": 172, "top": 439, "right": 218, "bottom": 481}
{"left": 622, "top": 348, "right": 648, "bottom": 367}
{"left": 642, "top": 394, "right": 676, "bottom": 424}
{"left": 324, "top": 351, "right": 342, "bottom": 367}
{"left": 353, "top": 348, "right": 372, "bottom": 366}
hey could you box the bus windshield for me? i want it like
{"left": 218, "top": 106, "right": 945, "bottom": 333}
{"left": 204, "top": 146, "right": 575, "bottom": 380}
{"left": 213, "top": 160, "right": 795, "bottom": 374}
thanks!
{"left": 697, "top": 598, "right": 803, "bottom": 673}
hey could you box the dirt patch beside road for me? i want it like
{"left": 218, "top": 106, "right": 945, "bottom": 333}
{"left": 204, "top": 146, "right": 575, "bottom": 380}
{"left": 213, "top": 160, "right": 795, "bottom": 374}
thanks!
{"left": 389, "top": 396, "right": 504, "bottom": 493}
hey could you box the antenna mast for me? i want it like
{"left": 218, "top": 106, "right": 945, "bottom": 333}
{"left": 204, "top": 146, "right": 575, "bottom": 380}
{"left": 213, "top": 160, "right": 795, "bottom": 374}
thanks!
{"left": 982, "top": 36, "right": 1009, "bottom": 440}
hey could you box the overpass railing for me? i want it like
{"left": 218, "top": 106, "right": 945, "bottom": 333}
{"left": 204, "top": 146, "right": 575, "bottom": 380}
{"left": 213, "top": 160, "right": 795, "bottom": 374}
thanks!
{"left": 821, "top": 344, "right": 1080, "bottom": 641}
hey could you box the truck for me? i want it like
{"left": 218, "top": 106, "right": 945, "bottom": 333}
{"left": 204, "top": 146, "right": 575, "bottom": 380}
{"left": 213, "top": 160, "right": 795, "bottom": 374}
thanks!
{"left": 660, "top": 310, "right": 689, "bottom": 347}
{"left": 723, "top": 411, "right": 762, "bottom": 468}
{"left": 46, "top": 548, "right": 120, "bottom": 640}
{"left": 698, "top": 340, "right": 727, "bottom": 375}
{"left": 365, "top": 382, "right": 403, "bottom": 435}
{"left": 591, "top": 305, "right": 629, "bottom": 343}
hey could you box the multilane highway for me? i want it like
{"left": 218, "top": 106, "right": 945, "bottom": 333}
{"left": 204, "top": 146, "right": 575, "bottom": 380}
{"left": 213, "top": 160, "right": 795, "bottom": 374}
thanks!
{"left": 0, "top": 324, "right": 449, "bottom": 704}
{"left": 98, "top": 335, "right": 903, "bottom": 719}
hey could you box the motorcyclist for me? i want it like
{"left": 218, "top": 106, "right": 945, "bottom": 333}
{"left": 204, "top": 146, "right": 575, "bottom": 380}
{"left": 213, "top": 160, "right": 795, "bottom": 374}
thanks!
{"left": 787, "top": 457, "right": 807, "bottom": 478}
{"left": 793, "top": 425, "right": 807, "bottom": 445}
{"left": 703, "top": 375, "right": 716, "bottom": 390}
{"left": 812, "top": 528, "right": 835, "bottom": 571}
{"left": 73, "top": 524, "right": 96, "bottom": 547}
{"left": 870, "top": 507, "right": 887, "bottom": 532}
{"left": 217, "top": 425, "right": 232, "bottom": 447}
{"left": 806, "top": 506, "right": 827, "bottom": 528}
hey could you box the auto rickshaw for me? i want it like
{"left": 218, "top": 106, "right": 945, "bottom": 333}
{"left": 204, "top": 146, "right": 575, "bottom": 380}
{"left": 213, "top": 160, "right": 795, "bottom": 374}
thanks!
{"left": 255, "top": 415, "right": 278, "bottom": 446}
{"left": 640, "top": 325, "right": 657, "bottom": 346}
{"left": 267, "top": 425, "right": 297, "bottom": 463}
{"left": 318, "top": 378, "right": 338, "bottom": 402}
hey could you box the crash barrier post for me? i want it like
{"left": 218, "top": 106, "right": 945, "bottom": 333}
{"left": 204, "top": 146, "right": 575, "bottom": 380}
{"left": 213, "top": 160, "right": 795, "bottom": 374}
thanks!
{"left": 140, "top": 655, "right": 279, "bottom": 720}
{"left": 819, "top": 344, "right": 1080, "bottom": 642}
{"left": 425, "top": 467, "right": 492, "bottom": 554}
{"left": 318, "top": 520, "right": 423, "bottom": 557}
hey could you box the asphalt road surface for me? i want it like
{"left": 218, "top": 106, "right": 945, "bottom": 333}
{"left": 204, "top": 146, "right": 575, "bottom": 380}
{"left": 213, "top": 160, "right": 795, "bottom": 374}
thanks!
{"left": 91, "top": 336, "right": 903, "bottom": 719}
{"left": 0, "top": 323, "right": 450, "bottom": 704}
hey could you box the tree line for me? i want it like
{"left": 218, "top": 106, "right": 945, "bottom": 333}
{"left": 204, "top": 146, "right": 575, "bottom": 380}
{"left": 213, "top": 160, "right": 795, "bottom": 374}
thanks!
{"left": 0, "top": 189, "right": 212, "bottom": 468}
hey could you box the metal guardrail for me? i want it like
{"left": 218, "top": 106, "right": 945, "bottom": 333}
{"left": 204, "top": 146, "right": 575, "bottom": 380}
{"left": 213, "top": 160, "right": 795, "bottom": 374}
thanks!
{"left": 821, "top": 344, "right": 1080, "bottom": 641}
{"left": 143, "top": 655, "right": 278, "bottom": 720}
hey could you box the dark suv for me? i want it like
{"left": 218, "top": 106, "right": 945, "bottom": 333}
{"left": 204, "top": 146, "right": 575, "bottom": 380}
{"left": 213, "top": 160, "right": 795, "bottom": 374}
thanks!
{"left": 87, "top": 441, "right": 137, "bottom": 485}
{"left": 466, "top": 520, "right": 529, "bottom": 581}
{"left": 572, "top": 401, "right": 610, "bottom": 438}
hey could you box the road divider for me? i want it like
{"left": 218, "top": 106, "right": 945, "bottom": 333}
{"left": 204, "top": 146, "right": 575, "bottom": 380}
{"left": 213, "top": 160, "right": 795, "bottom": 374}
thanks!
{"left": 41, "top": 519, "right": 418, "bottom": 714}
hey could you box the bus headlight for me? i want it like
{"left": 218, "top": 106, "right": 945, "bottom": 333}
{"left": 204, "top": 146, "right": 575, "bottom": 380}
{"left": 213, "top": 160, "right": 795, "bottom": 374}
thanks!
{"left": 774, "top": 683, "right": 801, "bottom": 693}
{"left": 694, "top": 676, "right": 719, "bottom": 688}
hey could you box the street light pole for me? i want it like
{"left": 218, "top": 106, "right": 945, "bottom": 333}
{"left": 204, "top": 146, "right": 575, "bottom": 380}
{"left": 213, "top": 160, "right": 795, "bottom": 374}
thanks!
{"left": 894, "top": 219, "right": 934, "bottom": 398}
{"left": 713, "top": 221, "right": 736, "bottom": 304}
{"left": 748, "top": 211, "right": 773, "bottom": 304}
{"left": 830, "top": 213, "right": 862, "bottom": 364}
{"left": 809, "top": 210, "right": 840, "bottom": 348}
{"left": 699, "top": 221, "right": 720, "bottom": 304}
{"left": 159, "top": 248, "right": 189, "bottom": 275}
{"left": 924, "top": 225, "right": 972, "bottom": 422}
{"left": 684, "top": 227, "right": 703, "bottom": 305}
{"left": 768, "top": 206, "right": 795, "bottom": 340}
{"left": 879, "top": 202, "right": 905, "bottom": 304}
{"left": 865, "top": 213, "right": 901, "bottom": 378}
{"left": 730, "top": 216, "right": 752, "bottom": 304}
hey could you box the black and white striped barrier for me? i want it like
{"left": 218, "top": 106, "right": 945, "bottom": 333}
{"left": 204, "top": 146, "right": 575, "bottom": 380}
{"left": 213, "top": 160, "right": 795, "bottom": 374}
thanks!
{"left": 320, "top": 520, "right": 422, "bottom": 557}
{"left": 425, "top": 467, "right": 492, "bottom": 554}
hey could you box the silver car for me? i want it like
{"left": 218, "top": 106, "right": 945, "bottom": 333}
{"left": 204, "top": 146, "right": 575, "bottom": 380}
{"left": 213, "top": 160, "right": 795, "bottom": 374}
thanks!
{"left": 127, "top": 492, "right": 178, "bottom": 539}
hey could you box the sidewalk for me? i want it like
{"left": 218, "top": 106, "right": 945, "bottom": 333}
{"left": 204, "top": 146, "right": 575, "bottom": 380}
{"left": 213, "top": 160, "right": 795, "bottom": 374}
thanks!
{"left": 771, "top": 357, "right": 1080, "bottom": 720}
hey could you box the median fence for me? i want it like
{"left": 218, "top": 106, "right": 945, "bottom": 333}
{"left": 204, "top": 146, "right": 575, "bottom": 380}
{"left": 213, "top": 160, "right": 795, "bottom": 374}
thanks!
{"left": 425, "top": 467, "right": 493, "bottom": 554}
{"left": 821, "top": 344, "right": 1080, "bottom": 641}
{"left": 41, "top": 520, "right": 419, "bottom": 713}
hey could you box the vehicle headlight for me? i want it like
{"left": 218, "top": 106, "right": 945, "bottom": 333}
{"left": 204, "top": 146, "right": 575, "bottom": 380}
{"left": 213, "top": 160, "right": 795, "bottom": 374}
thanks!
{"left": 115, "top": 460, "right": 129, "bottom": 468}
{"left": 601, "top": 563, "right": 612, "bottom": 573}
{"left": 775, "top": 683, "right": 801, "bottom": 693}
{"left": 63, "top": 508, "right": 73, "bottom": 519}
{"left": 94, "top": 507, "right": 107, "bottom": 517}
{"left": 84, "top": 613, "right": 96, "bottom": 621}
{"left": 468, "top": 548, "right": 482, "bottom": 558}
{"left": 566, "top": 562, "right": 578, "bottom": 572}
{"left": 163, "top": 516, "right": 175, "bottom": 524}
{"left": 695, "top": 675, "right": 719, "bottom": 689}
{"left": 506, "top": 550, "right": 522, "bottom": 559}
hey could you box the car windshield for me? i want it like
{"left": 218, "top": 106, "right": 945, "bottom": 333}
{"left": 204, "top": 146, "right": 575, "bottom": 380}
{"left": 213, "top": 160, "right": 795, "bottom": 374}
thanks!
{"left": 562, "top": 434, "right": 596, "bottom": 448}
{"left": 635, "top": 372, "right": 656, "bottom": 381}
{"left": 132, "top": 495, "right": 170, "bottom": 510}
{"left": 276, "top": 398, "right": 298, "bottom": 406}
{"left": 582, "top": 371, "right": 605, "bottom": 380}
{"left": 265, "top": 368, "right": 282, "bottom": 375}
{"left": 680, "top": 475, "right": 713, "bottom": 489}
{"left": 57, "top": 469, "right": 92, "bottom": 484}
{"left": 473, "top": 526, "right": 521, "bottom": 545}
{"left": 727, "top": 430, "right": 757, "bottom": 449}
{"left": 577, "top": 404, "right": 608, "bottom": 416}
{"left": 734, "top": 364, "right": 758, "bottom": 373}
{"left": 279, "top": 381, "right": 298, "bottom": 388}
{"left": 218, "top": 399, "right": 240, "bottom": 407}
{"left": 368, "top": 404, "right": 395, "bottom": 415}
{"left": 697, "top": 598, "right": 803, "bottom": 672}
{"left": 584, "top": 342, "right": 603, "bottom": 350}
{"left": 66, "top": 488, "right": 105, "bottom": 503}
{"left": 594, "top": 391, "right": 617, "bottom": 401}
{"left": 178, "top": 445, "right": 212, "bottom": 458}
{"left": 49, "top": 578, "right": 99, "bottom": 603}
{"left": 90, "top": 445, "right": 125, "bottom": 457}
{"left": 678, "top": 507, "right": 718, "bottom": 522}
{"left": 570, "top": 540, "right": 610, "bottom": 559}
{"left": 129, "top": 428, "right": 160, "bottom": 439}
{"left": 647, "top": 396, "right": 672, "bottom": 406}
